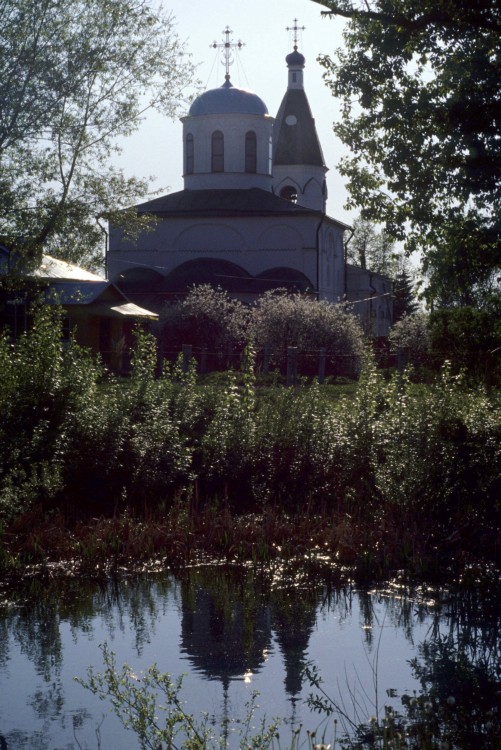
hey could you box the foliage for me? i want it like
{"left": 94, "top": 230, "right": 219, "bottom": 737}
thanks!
{"left": 315, "top": 0, "right": 501, "bottom": 307}
{"left": 347, "top": 216, "right": 399, "bottom": 277}
{"left": 251, "top": 289, "right": 365, "bottom": 374}
{"left": 159, "top": 285, "right": 250, "bottom": 355}
{"left": 78, "top": 643, "right": 281, "bottom": 750}
{"left": 0, "top": 0, "right": 195, "bottom": 268}
{"left": 428, "top": 303, "right": 501, "bottom": 384}
{"left": 388, "top": 312, "right": 430, "bottom": 368}
{"left": 0, "top": 306, "right": 101, "bottom": 522}
{"left": 1, "top": 311, "right": 499, "bottom": 572}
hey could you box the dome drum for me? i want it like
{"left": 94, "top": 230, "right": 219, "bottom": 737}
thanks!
{"left": 182, "top": 81, "right": 273, "bottom": 191}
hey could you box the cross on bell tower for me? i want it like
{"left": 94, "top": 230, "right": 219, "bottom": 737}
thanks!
{"left": 211, "top": 26, "right": 245, "bottom": 81}
{"left": 286, "top": 18, "right": 305, "bottom": 51}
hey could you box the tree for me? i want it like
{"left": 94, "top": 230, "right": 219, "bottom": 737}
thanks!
{"left": 0, "top": 0, "right": 194, "bottom": 268}
{"left": 428, "top": 302, "right": 501, "bottom": 383}
{"left": 347, "top": 215, "right": 399, "bottom": 277}
{"left": 393, "top": 268, "right": 418, "bottom": 322}
{"left": 314, "top": 0, "right": 500, "bottom": 307}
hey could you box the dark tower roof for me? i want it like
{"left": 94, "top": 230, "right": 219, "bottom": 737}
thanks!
{"left": 273, "top": 89, "right": 325, "bottom": 166}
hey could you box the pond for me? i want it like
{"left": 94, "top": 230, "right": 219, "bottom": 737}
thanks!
{"left": 0, "top": 563, "right": 498, "bottom": 749}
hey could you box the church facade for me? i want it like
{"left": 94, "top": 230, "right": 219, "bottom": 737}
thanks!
{"left": 108, "top": 36, "right": 392, "bottom": 337}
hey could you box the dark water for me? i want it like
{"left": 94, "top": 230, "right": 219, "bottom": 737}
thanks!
{"left": 0, "top": 563, "right": 498, "bottom": 749}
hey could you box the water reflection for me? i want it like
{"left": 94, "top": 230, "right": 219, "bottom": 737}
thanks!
{"left": 0, "top": 566, "right": 498, "bottom": 750}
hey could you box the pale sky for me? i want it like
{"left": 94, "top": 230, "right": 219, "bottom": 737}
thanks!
{"left": 116, "top": 0, "right": 355, "bottom": 225}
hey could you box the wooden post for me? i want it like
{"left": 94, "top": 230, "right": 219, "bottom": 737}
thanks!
{"left": 182, "top": 344, "right": 193, "bottom": 373}
{"left": 287, "top": 346, "right": 298, "bottom": 387}
{"left": 200, "top": 346, "right": 207, "bottom": 375}
{"left": 318, "top": 347, "right": 326, "bottom": 384}
{"left": 397, "top": 347, "right": 409, "bottom": 373}
{"left": 263, "top": 345, "right": 270, "bottom": 374}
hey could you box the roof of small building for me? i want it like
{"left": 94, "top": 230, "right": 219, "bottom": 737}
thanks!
{"left": 35, "top": 255, "right": 105, "bottom": 281}
{"left": 188, "top": 79, "right": 269, "bottom": 117}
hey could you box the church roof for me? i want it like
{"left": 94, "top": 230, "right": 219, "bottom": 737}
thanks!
{"left": 273, "top": 88, "right": 325, "bottom": 167}
{"left": 135, "top": 188, "right": 323, "bottom": 217}
{"left": 188, "top": 79, "right": 269, "bottom": 117}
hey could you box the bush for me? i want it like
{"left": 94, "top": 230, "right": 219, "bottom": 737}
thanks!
{"left": 388, "top": 311, "right": 430, "bottom": 368}
{"left": 0, "top": 306, "right": 102, "bottom": 522}
{"left": 158, "top": 285, "right": 250, "bottom": 360}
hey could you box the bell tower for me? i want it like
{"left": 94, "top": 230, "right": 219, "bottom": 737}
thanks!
{"left": 272, "top": 20, "right": 328, "bottom": 212}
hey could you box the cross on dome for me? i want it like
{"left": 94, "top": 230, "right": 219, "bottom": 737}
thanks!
{"left": 211, "top": 26, "right": 245, "bottom": 81}
{"left": 286, "top": 18, "right": 305, "bottom": 51}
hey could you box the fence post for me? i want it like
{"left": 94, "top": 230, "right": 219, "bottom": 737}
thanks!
{"left": 200, "top": 346, "right": 207, "bottom": 375}
{"left": 397, "top": 347, "right": 409, "bottom": 373}
{"left": 263, "top": 345, "right": 270, "bottom": 374}
{"left": 318, "top": 347, "right": 326, "bottom": 384}
{"left": 182, "top": 344, "right": 193, "bottom": 373}
{"left": 287, "top": 346, "right": 298, "bottom": 387}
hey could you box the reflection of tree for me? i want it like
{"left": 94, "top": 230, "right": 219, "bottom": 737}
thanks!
{"left": 403, "top": 633, "right": 501, "bottom": 750}
{"left": 0, "top": 574, "right": 172, "bottom": 748}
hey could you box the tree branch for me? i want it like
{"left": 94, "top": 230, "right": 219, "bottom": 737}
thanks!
{"left": 312, "top": 1, "right": 501, "bottom": 34}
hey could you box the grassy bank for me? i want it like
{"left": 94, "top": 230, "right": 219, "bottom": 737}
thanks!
{"left": 0, "top": 310, "right": 499, "bottom": 581}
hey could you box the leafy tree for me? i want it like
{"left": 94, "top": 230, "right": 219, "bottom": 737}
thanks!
{"left": 428, "top": 302, "right": 501, "bottom": 383}
{"left": 314, "top": 0, "right": 500, "bottom": 307}
{"left": 0, "top": 0, "right": 194, "bottom": 268}
{"left": 347, "top": 215, "right": 399, "bottom": 277}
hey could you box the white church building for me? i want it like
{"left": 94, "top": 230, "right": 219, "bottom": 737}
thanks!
{"left": 108, "top": 29, "right": 392, "bottom": 338}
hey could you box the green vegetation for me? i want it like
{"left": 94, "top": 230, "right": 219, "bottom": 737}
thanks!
{"left": 0, "top": 0, "right": 194, "bottom": 267}
{"left": 315, "top": 0, "right": 500, "bottom": 308}
{"left": 0, "top": 308, "right": 499, "bottom": 580}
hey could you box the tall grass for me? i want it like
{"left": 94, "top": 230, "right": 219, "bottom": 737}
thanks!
{"left": 0, "top": 310, "right": 499, "bottom": 573}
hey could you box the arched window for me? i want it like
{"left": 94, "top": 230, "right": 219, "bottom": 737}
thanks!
{"left": 280, "top": 185, "right": 298, "bottom": 204}
{"left": 245, "top": 131, "right": 257, "bottom": 173}
{"left": 186, "top": 133, "right": 194, "bottom": 174}
{"left": 211, "top": 130, "right": 224, "bottom": 172}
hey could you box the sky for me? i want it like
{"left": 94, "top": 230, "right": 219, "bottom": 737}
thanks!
{"left": 115, "top": 0, "right": 355, "bottom": 224}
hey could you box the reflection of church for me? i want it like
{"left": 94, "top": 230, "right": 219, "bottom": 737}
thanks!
{"left": 181, "top": 583, "right": 271, "bottom": 689}
{"left": 108, "top": 26, "right": 391, "bottom": 336}
{"left": 178, "top": 568, "right": 318, "bottom": 701}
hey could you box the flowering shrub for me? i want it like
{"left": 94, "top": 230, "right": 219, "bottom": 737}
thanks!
{"left": 388, "top": 312, "right": 430, "bottom": 368}
{"left": 250, "top": 289, "right": 365, "bottom": 376}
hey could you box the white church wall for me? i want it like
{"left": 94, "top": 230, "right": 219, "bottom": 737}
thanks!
{"left": 317, "top": 225, "right": 346, "bottom": 302}
{"left": 108, "top": 214, "right": 319, "bottom": 290}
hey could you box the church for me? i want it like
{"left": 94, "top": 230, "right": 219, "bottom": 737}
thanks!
{"left": 108, "top": 27, "right": 392, "bottom": 338}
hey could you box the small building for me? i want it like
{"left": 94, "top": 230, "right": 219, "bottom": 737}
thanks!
{"left": 0, "top": 244, "right": 157, "bottom": 370}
